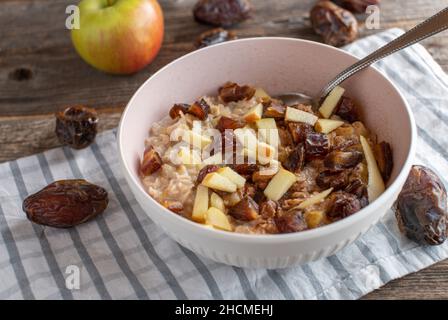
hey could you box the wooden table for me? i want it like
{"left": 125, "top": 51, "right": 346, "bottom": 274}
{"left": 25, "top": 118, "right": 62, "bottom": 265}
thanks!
{"left": 1, "top": 0, "right": 447, "bottom": 299}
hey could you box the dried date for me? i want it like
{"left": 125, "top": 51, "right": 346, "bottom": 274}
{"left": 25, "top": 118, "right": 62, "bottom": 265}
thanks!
{"left": 263, "top": 100, "right": 286, "bottom": 118}
{"left": 332, "top": 0, "right": 381, "bottom": 13}
{"left": 196, "top": 165, "right": 219, "bottom": 184}
{"left": 187, "top": 99, "right": 210, "bottom": 120}
{"left": 218, "top": 82, "right": 256, "bottom": 103}
{"left": 374, "top": 142, "right": 393, "bottom": 182}
{"left": 324, "top": 150, "right": 363, "bottom": 170}
{"left": 140, "top": 146, "right": 163, "bottom": 176}
{"left": 55, "top": 105, "right": 98, "bottom": 149}
{"left": 228, "top": 196, "right": 259, "bottom": 221}
{"left": 395, "top": 165, "right": 447, "bottom": 245}
{"left": 310, "top": 1, "right": 358, "bottom": 47}
{"left": 275, "top": 211, "right": 307, "bottom": 233}
{"left": 23, "top": 179, "right": 108, "bottom": 228}
{"left": 196, "top": 28, "right": 237, "bottom": 48}
{"left": 193, "top": 0, "right": 252, "bottom": 27}
{"left": 169, "top": 103, "right": 190, "bottom": 119}
{"left": 305, "top": 132, "right": 330, "bottom": 160}
{"left": 327, "top": 191, "right": 361, "bottom": 220}
{"left": 260, "top": 200, "right": 278, "bottom": 219}
{"left": 316, "top": 170, "right": 350, "bottom": 190}
{"left": 284, "top": 144, "right": 306, "bottom": 173}
{"left": 335, "top": 96, "right": 360, "bottom": 122}
{"left": 215, "top": 116, "right": 245, "bottom": 133}
{"left": 287, "top": 122, "right": 312, "bottom": 144}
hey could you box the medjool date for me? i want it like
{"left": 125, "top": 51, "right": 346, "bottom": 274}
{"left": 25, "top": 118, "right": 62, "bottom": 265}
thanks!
{"left": 228, "top": 196, "right": 259, "bottom": 221}
{"left": 169, "top": 103, "right": 190, "bottom": 119}
{"left": 197, "top": 165, "right": 219, "bottom": 184}
{"left": 335, "top": 96, "right": 360, "bottom": 122}
{"left": 215, "top": 116, "right": 245, "bottom": 132}
{"left": 324, "top": 150, "right": 363, "bottom": 170}
{"left": 327, "top": 191, "right": 361, "bottom": 220}
{"left": 287, "top": 122, "right": 312, "bottom": 144}
{"left": 310, "top": 1, "right": 358, "bottom": 47}
{"left": 316, "top": 170, "right": 350, "bottom": 190}
{"left": 284, "top": 144, "right": 306, "bottom": 173}
{"left": 23, "top": 179, "right": 108, "bottom": 228}
{"left": 305, "top": 132, "right": 330, "bottom": 160}
{"left": 55, "top": 105, "right": 98, "bottom": 149}
{"left": 193, "top": 0, "right": 252, "bottom": 27}
{"left": 275, "top": 212, "right": 307, "bottom": 233}
{"left": 140, "top": 146, "right": 162, "bottom": 175}
{"left": 187, "top": 99, "right": 210, "bottom": 120}
{"left": 195, "top": 28, "right": 237, "bottom": 48}
{"left": 263, "top": 101, "right": 286, "bottom": 118}
{"left": 395, "top": 165, "right": 447, "bottom": 245}
{"left": 218, "top": 82, "right": 256, "bottom": 103}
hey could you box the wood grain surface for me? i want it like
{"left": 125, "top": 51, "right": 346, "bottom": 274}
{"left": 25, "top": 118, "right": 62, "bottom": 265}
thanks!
{"left": 0, "top": 0, "right": 447, "bottom": 299}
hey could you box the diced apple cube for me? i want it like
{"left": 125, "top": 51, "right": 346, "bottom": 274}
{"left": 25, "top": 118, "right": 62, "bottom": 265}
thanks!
{"left": 285, "top": 107, "right": 318, "bottom": 125}
{"left": 217, "top": 167, "right": 246, "bottom": 188}
{"left": 315, "top": 119, "right": 345, "bottom": 134}
{"left": 210, "top": 192, "right": 225, "bottom": 212}
{"left": 181, "top": 130, "right": 212, "bottom": 149}
{"left": 256, "top": 118, "right": 279, "bottom": 146}
{"left": 202, "top": 172, "right": 237, "bottom": 193}
{"left": 243, "top": 103, "right": 263, "bottom": 123}
{"left": 206, "top": 207, "right": 232, "bottom": 231}
{"left": 264, "top": 167, "right": 297, "bottom": 201}
{"left": 254, "top": 87, "right": 271, "bottom": 100}
{"left": 192, "top": 185, "right": 209, "bottom": 222}
{"left": 319, "top": 86, "right": 345, "bottom": 118}
{"left": 178, "top": 147, "right": 202, "bottom": 165}
{"left": 360, "top": 135, "right": 385, "bottom": 202}
{"left": 298, "top": 188, "right": 333, "bottom": 209}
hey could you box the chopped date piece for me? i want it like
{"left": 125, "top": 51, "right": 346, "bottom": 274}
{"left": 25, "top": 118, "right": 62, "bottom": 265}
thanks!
{"left": 324, "top": 150, "right": 363, "bottom": 170}
{"left": 242, "top": 183, "right": 257, "bottom": 199}
{"left": 316, "top": 170, "right": 350, "bottom": 190}
{"left": 193, "top": 0, "right": 252, "bottom": 27}
{"left": 215, "top": 116, "right": 245, "bottom": 132}
{"left": 345, "top": 178, "right": 368, "bottom": 198}
{"left": 327, "top": 191, "right": 361, "bottom": 220}
{"left": 162, "top": 200, "right": 184, "bottom": 214}
{"left": 284, "top": 144, "right": 306, "bottom": 173}
{"left": 263, "top": 101, "right": 286, "bottom": 118}
{"left": 55, "top": 105, "right": 98, "bottom": 149}
{"left": 230, "top": 164, "right": 258, "bottom": 175}
{"left": 218, "top": 82, "right": 256, "bottom": 103}
{"left": 195, "top": 28, "right": 237, "bottom": 48}
{"left": 228, "top": 196, "right": 259, "bottom": 221}
{"left": 278, "top": 127, "right": 293, "bottom": 147}
{"left": 23, "top": 179, "right": 108, "bottom": 228}
{"left": 287, "top": 122, "right": 312, "bottom": 144}
{"left": 141, "top": 146, "right": 163, "bottom": 176}
{"left": 374, "top": 142, "right": 393, "bottom": 182}
{"left": 335, "top": 96, "right": 360, "bottom": 122}
{"left": 260, "top": 200, "right": 278, "bottom": 219}
{"left": 187, "top": 99, "right": 210, "bottom": 120}
{"left": 252, "top": 170, "right": 275, "bottom": 190}
{"left": 275, "top": 212, "right": 307, "bottom": 233}
{"left": 332, "top": 0, "right": 381, "bottom": 13}
{"left": 305, "top": 132, "right": 330, "bottom": 160}
{"left": 395, "top": 165, "right": 447, "bottom": 245}
{"left": 253, "top": 188, "right": 266, "bottom": 203}
{"left": 169, "top": 103, "right": 190, "bottom": 119}
{"left": 196, "top": 165, "right": 219, "bottom": 184}
{"left": 310, "top": 1, "right": 358, "bottom": 47}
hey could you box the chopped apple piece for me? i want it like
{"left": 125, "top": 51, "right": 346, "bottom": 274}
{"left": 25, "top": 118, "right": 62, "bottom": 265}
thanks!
{"left": 285, "top": 107, "right": 318, "bottom": 125}
{"left": 217, "top": 167, "right": 246, "bottom": 188}
{"left": 202, "top": 152, "right": 223, "bottom": 165}
{"left": 315, "top": 119, "right": 345, "bottom": 134}
{"left": 243, "top": 103, "right": 263, "bottom": 123}
{"left": 264, "top": 167, "right": 297, "bottom": 201}
{"left": 202, "top": 172, "right": 237, "bottom": 193}
{"left": 257, "top": 142, "right": 276, "bottom": 165}
{"left": 181, "top": 130, "right": 212, "bottom": 149}
{"left": 206, "top": 207, "right": 232, "bottom": 231}
{"left": 305, "top": 210, "right": 325, "bottom": 229}
{"left": 298, "top": 188, "right": 333, "bottom": 209}
{"left": 319, "top": 86, "right": 345, "bottom": 118}
{"left": 210, "top": 192, "right": 225, "bottom": 212}
{"left": 178, "top": 147, "right": 202, "bottom": 165}
{"left": 254, "top": 87, "right": 271, "bottom": 100}
{"left": 360, "top": 135, "right": 385, "bottom": 202}
{"left": 256, "top": 118, "right": 279, "bottom": 146}
{"left": 192, "top": 185, "right": 209, "bottom": 222}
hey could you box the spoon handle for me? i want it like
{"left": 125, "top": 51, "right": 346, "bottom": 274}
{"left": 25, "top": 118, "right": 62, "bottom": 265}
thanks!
{"left": 320, "top": 6, "right": 448, "bottom": 99}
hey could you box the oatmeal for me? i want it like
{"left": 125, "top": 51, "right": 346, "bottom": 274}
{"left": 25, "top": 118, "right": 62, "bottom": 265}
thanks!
{"left": 140, "top": 82, "right": 393, "bottom": 234}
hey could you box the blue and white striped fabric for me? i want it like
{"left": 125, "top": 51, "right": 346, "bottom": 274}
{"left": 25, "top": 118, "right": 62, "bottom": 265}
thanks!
{"left": 1, "top": 28, "right": 448, "bottom": 300}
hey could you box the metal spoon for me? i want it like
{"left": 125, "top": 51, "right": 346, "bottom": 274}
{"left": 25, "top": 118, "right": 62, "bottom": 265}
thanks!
{"left": 275, "top": 6, "right": 448, "bottom": 107}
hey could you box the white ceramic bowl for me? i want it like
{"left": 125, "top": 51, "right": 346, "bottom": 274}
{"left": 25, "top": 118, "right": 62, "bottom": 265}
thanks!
{"left": 118, "top": 38, "right": 416, "bottom": 269}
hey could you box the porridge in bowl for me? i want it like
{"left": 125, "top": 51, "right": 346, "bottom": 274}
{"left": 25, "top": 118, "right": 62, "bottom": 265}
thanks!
{"left": 140, "top": 82, "right": 393, "bottom": 234}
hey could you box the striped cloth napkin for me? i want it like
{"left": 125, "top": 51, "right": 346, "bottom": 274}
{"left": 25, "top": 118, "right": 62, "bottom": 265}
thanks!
{"left": 1, "top": 28, "right": 448, "bottom": 300}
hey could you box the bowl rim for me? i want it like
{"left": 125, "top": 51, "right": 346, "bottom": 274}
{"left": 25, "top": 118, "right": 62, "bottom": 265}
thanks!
{"left": 118, "top": 37, "right": 417, "bottom": 244}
